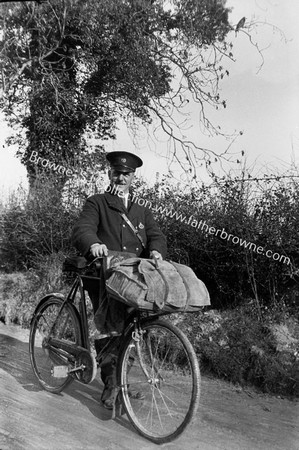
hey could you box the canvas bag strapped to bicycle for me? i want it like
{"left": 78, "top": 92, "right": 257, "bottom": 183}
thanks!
{"left": 105, "top": 257, "right": 210, "bottom": 312}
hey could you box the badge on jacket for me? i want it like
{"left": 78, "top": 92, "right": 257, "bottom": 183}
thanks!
{"left": 138, "top": 222, "right": 144, "bottom": 229}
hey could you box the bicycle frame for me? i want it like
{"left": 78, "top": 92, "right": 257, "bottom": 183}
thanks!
{"left": 47, "top": 256, "right": 174, "bottom": 365}
{"left": 36, "top": 253, "right": 181, "bottom": 380}
{"left": 69, "top": 274, "right": 91, "bottom": 351}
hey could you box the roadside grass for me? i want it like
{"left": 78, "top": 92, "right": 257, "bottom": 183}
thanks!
{"left": 173, "top": 305, "right": 299, "bottom": 398}
{"left": 0, "top": 259, "right": 298, "bottom": 399}
{"left": 0, "top": 253, "right": 69, "bottom": 327}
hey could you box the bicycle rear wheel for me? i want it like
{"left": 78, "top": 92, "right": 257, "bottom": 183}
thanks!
{"left": 29, "top": 296, "right": 81, "bottom": 393}
{"left": 118, "top": 318, "right": 200, "bottom": 444}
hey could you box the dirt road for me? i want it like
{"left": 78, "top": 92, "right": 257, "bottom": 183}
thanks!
{"left": 0, "top": 322, "right": 298, "bottom": 450}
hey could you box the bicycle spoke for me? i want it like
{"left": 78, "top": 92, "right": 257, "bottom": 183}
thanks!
{"left": 152, "top": 386, "right": 164, "bottom": 430}
{"left": 155, "top": 384, "right": 179, "bottom": 411}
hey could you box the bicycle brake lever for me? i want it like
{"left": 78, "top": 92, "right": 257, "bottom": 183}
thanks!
{"left": 87, "top": 256, "right": 103, "bottom": 268}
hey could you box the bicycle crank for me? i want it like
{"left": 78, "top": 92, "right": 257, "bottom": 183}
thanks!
{"left": 47, "top": 338, "right": 97, "bottom": 384}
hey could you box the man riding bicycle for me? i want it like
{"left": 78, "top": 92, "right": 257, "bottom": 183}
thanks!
{"left": 71, "top": 151, "right": 167, "bottom": 409}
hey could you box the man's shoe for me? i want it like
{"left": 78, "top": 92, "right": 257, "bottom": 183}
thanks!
{"left": 102, "top": 391, "right": 115, "bottom": 410}
{"left": 101, "top": 384, "right": 144, "bottom": 410}
{"left": 101, "top": 373, "right": 116, "bottom": 410}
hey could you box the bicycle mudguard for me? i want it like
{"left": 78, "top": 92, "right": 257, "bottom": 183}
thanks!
{"left": 31, "top": 293, "right": 65, "bottom": 315}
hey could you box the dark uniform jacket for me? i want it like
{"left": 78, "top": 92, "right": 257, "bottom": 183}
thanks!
{"left": 72, "top": 190, "right": 167, "bottom": 258}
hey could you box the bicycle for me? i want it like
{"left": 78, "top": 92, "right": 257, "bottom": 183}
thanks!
{"left": 29, "top": 255, "right": 201, "bottom": 444}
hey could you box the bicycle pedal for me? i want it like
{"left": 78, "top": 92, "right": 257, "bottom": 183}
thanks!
{"left": 51, "top": 365, "right": 69, "bottom": 378}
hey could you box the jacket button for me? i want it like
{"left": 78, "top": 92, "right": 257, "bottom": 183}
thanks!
{"left": 123, "top": 246, "right": 127, "bottom": 250}
{"left": 123, "top": 224, "right": 126, "bottom": 227}
{"left": 136, "top": 248, "right": 139, "bottom": 251}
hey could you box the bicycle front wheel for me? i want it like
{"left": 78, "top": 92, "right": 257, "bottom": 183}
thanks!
{"left": 118, "top": 318, "right": 200, "bottom": 444}
{"left": 29, "top": 296, "right": 81, "bottom": 393}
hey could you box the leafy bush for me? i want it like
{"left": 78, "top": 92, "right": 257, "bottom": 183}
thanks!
{"left": 0, "top": 249, "right": 298, "bottom": 397}
{"left": 133, "top": 174, "right": 299, "bottom": 309}
{"left": 0, "top": 176, "right": 79, "bottom": 271}
{"left": 1, "top": 169, "right": 299, "bottom": 398}
{"left": 175, "top": 304, "right": 299, "bottom": 397}
{"left": 1, "top": 171, "right": 299, "bottom": 309}
{"left": 0, "top": 252, "right": 71, "bottom": 327}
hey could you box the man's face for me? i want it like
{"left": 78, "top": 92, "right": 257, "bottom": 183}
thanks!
{"left": 109, "top": 168, "right": 135, "bottom": 194}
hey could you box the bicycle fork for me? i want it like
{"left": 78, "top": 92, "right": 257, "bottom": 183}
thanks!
{"left": 132, "top": 321, "right": 163, "bottom": 387}
{"left": 112, "top": 321, "right": 163, "bottom": 419}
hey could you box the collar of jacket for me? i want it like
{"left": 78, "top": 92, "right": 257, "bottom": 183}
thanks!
{"left": 104, "top": 190, "right": 129, "bottom": 213}
{"left": 104, "top": 190, "right": 141, "bottom": 219}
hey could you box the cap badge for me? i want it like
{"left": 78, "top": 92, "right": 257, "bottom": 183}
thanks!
{"left": 121, "top": 158, "right": 127, "bottom": 163}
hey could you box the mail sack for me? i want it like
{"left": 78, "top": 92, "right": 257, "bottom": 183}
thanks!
{"left": 105, "top": 258, "right": 210, "bottom": 312}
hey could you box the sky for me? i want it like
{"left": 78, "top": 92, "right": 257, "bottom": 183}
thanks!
{"left": 1, "top": 0, "right": 299, "bottom": 199}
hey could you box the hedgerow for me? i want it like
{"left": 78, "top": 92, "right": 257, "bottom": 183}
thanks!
{"left": 0, "top": 171, "right": 299, "bottom": 397}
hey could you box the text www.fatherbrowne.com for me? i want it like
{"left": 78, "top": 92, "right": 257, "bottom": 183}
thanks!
{"left": 129, "top": 193, "right": 290, "bottom": 266}
{"left": 27, "top": 152, "right": 290, "bottom": 266}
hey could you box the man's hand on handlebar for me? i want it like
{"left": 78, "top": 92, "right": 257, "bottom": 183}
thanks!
{"left": 150, "top": 250, "right": 163, "bottom": 261}
{"left": 89, "top": 245, "right": 162, "bottom": 260}
{"left": 89, "top": 243, "right": 108, "bottom": 257}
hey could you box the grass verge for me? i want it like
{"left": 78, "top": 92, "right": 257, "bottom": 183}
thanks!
{"left": 0, "top": 258, "right": 298, "bottom": 398}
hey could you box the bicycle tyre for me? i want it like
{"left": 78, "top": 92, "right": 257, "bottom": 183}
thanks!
{"left": 29, "top": 296, "right": 82, "bottom": 393}
{"left": 117, "top": 318, "right": 200, "bottom": 444}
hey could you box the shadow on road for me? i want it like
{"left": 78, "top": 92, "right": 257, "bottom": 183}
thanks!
{"left": 1, "top": 326, "right": 299, "bottom": 450}
{"left": 0, "top": 332, "right": 40, "bottom": 391}
{"left": 0, "top": 330, "right": 134, "bottom": 432}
